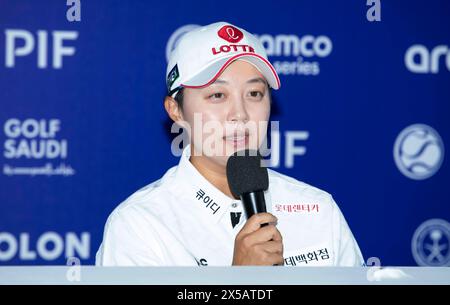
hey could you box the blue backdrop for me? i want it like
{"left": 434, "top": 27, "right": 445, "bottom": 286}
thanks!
{"left": 1, "top": 0, "right": 449, "bottom": 266}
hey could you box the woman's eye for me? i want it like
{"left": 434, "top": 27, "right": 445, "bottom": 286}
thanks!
{"left": 208, "top": 93, "right": 225, "bottom": 100}
{"left": 248, "top": 91, "right": 263, "bottom": 99}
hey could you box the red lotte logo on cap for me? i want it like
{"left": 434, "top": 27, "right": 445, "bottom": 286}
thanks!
{"left": 217, "top": 25, "right": 244, "bottom": 43}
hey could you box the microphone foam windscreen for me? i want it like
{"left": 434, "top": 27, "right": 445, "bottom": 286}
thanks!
{"left": 226, "top": 149, "right": 269, "bottom": 198}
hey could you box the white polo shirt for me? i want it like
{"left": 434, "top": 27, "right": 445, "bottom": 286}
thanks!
{"left": 96, "top": 145, "right": 364, "bottom": 267}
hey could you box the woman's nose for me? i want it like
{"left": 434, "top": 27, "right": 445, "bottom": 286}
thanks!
{"left": 227, "top": 97, "right": 249, "bottom": 123}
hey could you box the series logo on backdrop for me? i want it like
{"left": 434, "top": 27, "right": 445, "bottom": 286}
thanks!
{"left": 393, "top": 124, "right": 444, "bottom": 180}
{"left": 2, "top": 118, "right": 75, "bottom": 177}
{"left": 405, "top": 44, "right": 450, "bottom": 73}
{"left": 411, "top": 219, "right": 450, "bottom": 266}
{"left": 255, "top": 33, "right": 332, "bottom": 76}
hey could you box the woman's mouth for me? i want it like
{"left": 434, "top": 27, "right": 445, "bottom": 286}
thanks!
{"left": 223, "top": 133, "right": 249, "bottom": 148}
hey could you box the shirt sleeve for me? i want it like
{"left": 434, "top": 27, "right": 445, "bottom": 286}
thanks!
{"left": 330, "top": 196, "right": 365, "bottom": 267}
{"left": 95, "top": 208, "right": 165, "bottom": 266}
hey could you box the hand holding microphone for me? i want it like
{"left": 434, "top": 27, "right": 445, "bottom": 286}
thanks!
{"left": 232, "top": 213, "right": 284, "bottom": 265}
{"left": 227, "top": 149, "right": 284, "bottom": 266}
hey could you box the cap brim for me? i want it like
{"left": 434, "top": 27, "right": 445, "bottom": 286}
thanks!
{"left": 181, "top": 53, "right": 280, "bottom": 90}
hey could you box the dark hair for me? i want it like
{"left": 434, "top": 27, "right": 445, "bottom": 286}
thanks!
{"left": 173, "top": 88, "right": 184, "bottom": 110}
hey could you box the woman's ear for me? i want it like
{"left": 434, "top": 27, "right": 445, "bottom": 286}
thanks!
{"left": 164, "top": 96, "right": 183, "bottom": 123}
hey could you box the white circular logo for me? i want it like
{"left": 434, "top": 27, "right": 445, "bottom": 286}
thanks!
{"left": 393, "top": 124, "right": 444, "bottom": 180}
{"left": 165, "top": 24, "right": 200, "bottom": 63}
{"left": 412, "top": 218, "right": 450, "bottom": 266}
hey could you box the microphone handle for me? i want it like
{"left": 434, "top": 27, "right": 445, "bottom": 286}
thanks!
{"left": 240, "top": 191, "right": 267, "bottom": 227}
{"left": 241, "top": 191, "right": 281, "bottom": 265}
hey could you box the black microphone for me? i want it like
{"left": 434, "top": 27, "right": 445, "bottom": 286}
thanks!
{"left": 227, "top": 150, "right": 281, "bottom": 266}
{"left": 226, "top": 149, "right": 269, "bottom": 220}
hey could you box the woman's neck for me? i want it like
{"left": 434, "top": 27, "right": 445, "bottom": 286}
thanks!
{"left": 189, "top": 153, "right": 235, "bottom": 199}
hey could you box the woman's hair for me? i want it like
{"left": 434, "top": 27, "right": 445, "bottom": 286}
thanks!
{"left": 173, "top": 88, "right": 185, "bottom": 110}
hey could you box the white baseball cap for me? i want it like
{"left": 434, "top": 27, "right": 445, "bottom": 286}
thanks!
{"left": 166, "top": 21, "right": 281, "bottom": 97}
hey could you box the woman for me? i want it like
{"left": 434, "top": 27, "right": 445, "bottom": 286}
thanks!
{"left": 96, "top": 22, "right": 364, "bottom": 266}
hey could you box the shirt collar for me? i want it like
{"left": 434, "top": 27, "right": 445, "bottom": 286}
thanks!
{"left": 173, "top": 144, "right": 240, "bottom": 224}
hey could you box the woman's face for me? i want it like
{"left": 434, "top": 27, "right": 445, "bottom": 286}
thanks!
{"left": 181, "top": 59, "right": 271, "bottom": 168}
